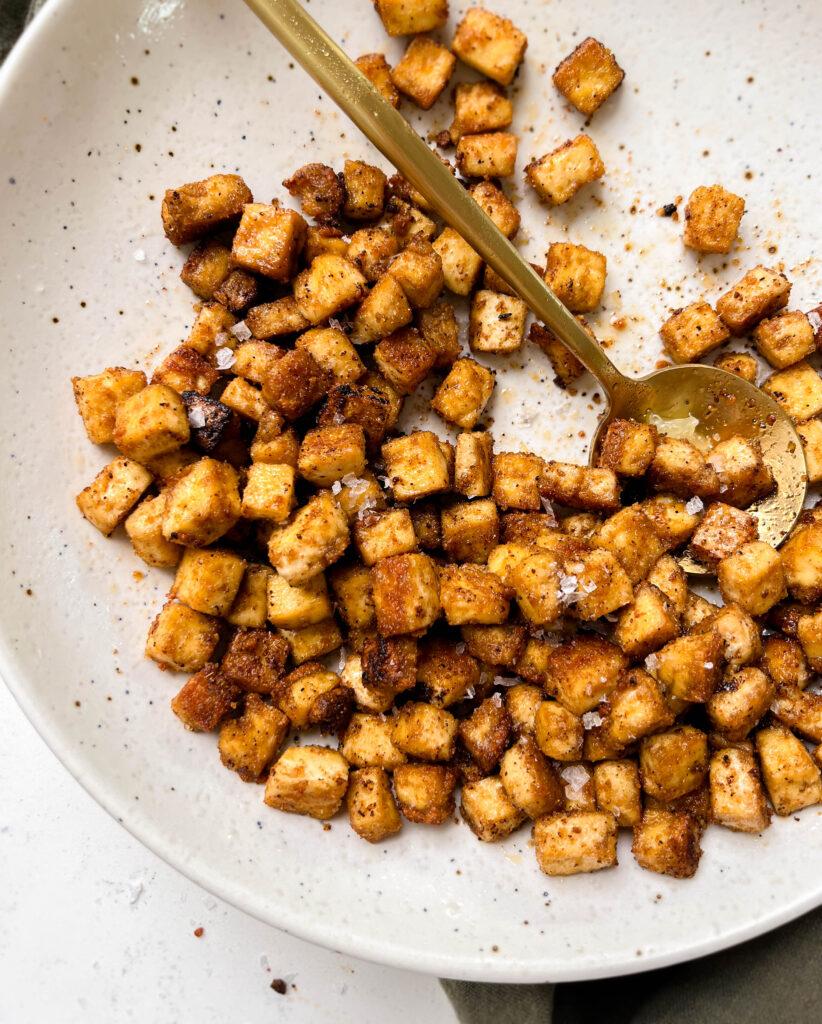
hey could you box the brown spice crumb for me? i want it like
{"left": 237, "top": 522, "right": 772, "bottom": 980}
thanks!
{"left": 270, "top": 979, "right": 287, "bottom": 994}
{"left": 193, "top": 927, "right": 204, "bottom": 938}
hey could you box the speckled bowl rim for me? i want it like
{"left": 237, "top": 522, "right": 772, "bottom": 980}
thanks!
{"left": 1, "top": 0, "right": 821, "bottom": 984}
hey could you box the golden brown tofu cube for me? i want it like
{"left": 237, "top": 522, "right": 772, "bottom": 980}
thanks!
{"left": 762, "top": 361, "right": 822, "bottom": 422}
{"left": 695, "top": 603, "right": 761, "bottom": 670}
{"left": 284, "top": 623, "right": 343, "bottom": 673}
{"left": 492, "top": 451, "right": 543, "bottom": 511}
{"left": 709, "top": 665, "right": 776, "bottom": 743}
{"left": 373, "top": 327, "right": 436, "bottom": 395}
{"left": 461, "top": 623, "right": 526, "bottom": 669}
{"left": 294, "top": 327, "right": 365, "bottom": 385}
{"left": 716, "top": 265, "right": 791, "bottom": 336}
{"left": 439, "top": 564, "right": 510, "bottom": 625}
{"left": 251, "top": 417, "right": 300, "bottom": 467}
{"left": 454, "top": 431, "right": 494, "bottom": 498}
{"left": 507, "top": 552, "right": 560, "bottom": 626}
{"left": 709, "top": 747, "right": 771, "bottom": 833}
{"left": 525, "top": 135, "right": 604, "bottom": 206}
{"left": 374, "top": 0, "right": 447, "bottom": 35}
{"left": 552, "top": 36, "right": 624, "bottom": 116}
{"left": 706, "top": 435, "right": 774, "bottom": 508}
{"left": 440, "top": 498, "right": 498, "bottom": 563}
{"left": 145, "top": 601, "right": 220, "bottom": 672}
{"left": 226, "top": 565, "right": 273, "bottom": 628}
{"left": 547, "top": 636, "right": 627, "bottom": 716}
{"left": 303, "top": 225, "right": 350, "bottom": 260}
{"left": 162, "top": 458, "right": 241, "bottom": 547}
{"left": 354, "top": 508, "right": 417, "bottom": 566}
{"left": 171, "top": 664, "right": 239, "bottom": 732}
{"left": 391, "top": 701, "right": 457, "bottom": 761}
{"left": 161, "top": 173, "right": 252, "bottom": 245}
{"left": 659, "top": 301, "right": 730, "bottom": 363}
{"left": 469, "top": 180, "right": 521, "bottom": 239}
{"left": 371, "top": 552, "right": 440, "bottom": 635}
{"left": 218, "top": 693, "right": 289, "bottom": 782}
{"left": 276, "top": 664, "right": 341, "bottom": 728}
{"left": 505, "top": 684, "right": 544, "bottom": 736}
{"left": 355, "top": 52, "right": 401, "bottom": 106}
{"left": 230, "top": 203, "right": 306, "bottom": 282}
{"left": 600, "top": 669, "right": 674, "bottom": 749}
{"left": 72, "top": 367, "right": 147, "bottom": 445}
{"left": 347, "top": 767, "right": 403, "bottom": 843}
{"left": 76, "top": 457, "right": 153, "bottom": 536}
{"left": 754, "top": 310, "right": 815, "bottom": 369}
{"left": 431, "top": 357, "right": 495, "bottom": 430}
{"left": 451, "top": 80, "right": 512, "bottom": 140}
{"left": 461, "top": 776, "right": 525, "bottom": 841}
{"left": 358, "top": 635, "right": 418, "bottom": 708}
{"left": 756, "top": 725, "right": 822, "bottom": 815}
{"left": 451, "top": 7, "right": 527, "bottom": 86}
{"left": 456, "top": 131, "right": 518, "bottom": 178}
{"left": 342, "top": 159, "right": 387, "bottom": 221}
{"left": 328, "top": 563, "right": 375, "bottom": 631}
{"left": 390, "top": 36, "right": 455, "bottom": 109}
{"left": 393, "top": 763, "right": 457, "bottom": 824}
{"left": 382, "top": 431, "right": 450, "bottom": 501}
{"left": 689, "top": 502, "right": 756, "bottom": 567}
{"left": 468, "top": 290, "right": 527, "bottom": 354}
{"left": 293, "top": 254, "right": 367, "bottom": 325}
{"left": 418, "top": 299, "right": 461, "bottom": 369}
{"left": 171, "top": 548, "right": 246, "bottom": 616}
{"left": 213, "top": 268, "right": 259, "bottom": 312}
{"left": 388, "top": 237, "right": 444, "bottom": 308}
{"left": 459, "top": 695, "right": 511, "bottom": 773}
{"left": 240, "top": 463, "right": 296, "bottom": 523}
{"left": 535, "top": 701, "right": 584, "bottom": 761}
{"left": 499, "top": 737, "right": 563, "bottom": 818}
{"left": 347, "top": 227, "right": 400, "bottom": 285}
{"left": 124, "top": 493, "right": 182, "bottom": 568}
{"left": 268, "top": 491, "right": 349, "bottom": 585}
{"left": 113, "top": 383, "right": 189, "bottom": 463}
{"left": 614, "top": 583, "right": 679, "bottom": 660}
{"left": 713, "top": 350, "right": 758, "bottom": 384}
{"left": 540, "top": 461, "right": 621, "bottom": 513}
{"left": 220, "top": 627, "right": 288, "bottom": 695}
{"left": 641, "top": 493, "right": 702, "bottom": 548}
{"left": 340, "top": 714, "right": 406, "bottom": 770}
{"left": 413, "top": 638, "right": 476, "bottom": 709}
{"left": 264, "top": 745, "right": 349, "bottom": 819}
{"left": 639, "top": 726, "right": 708, "bottom": 801}
{"left": 180, "top": 238, "right": 232, "bottom": 299}
{"left": 683, "top": 185, "right": 745, "bottom": 254}
{"left": 762, "top": 635, "right": 810, "bottom": 690}
{"left": 631, "top": 809, "right": 701, "bottom": 878}
{"left": 218, "top": 378, "right": 268, "bottom": 422}
{"left": 297, "top": 425, "right": 366, "bottom": 489}
{"left": 389, "top": 198, "right": 437, "bottom": 245}
{"left": 781, "top": 521, "right": 822, "bottom": 603}
{"left": 592, "top": 506, "right": 666, "bottom": 584}
{"left": 771, "top": 683, "right": 822, "bottom": 744}
{"left": 318, "top": 383, "right": 394, "bottom": 448}
{"left": 544, "top": 242, "right": 607, "bottom": 314}
{"left": 717, "top": 541, "right": 786, "bottom": 616}
{"left": 533, "top": 811, "right": 617, "bottom": 876}
{"left": 184, "top": 301, "right": 237, "bottom": 357}
{"left": 593, "top": 760, "right": 641, "bottom": 827}
{"left": 653, "top": 630, "right": 724, "bottom": 704}
{"left": 245, "top": 297, "right": 310, "bottom": 340}
{"left": 566, "top": 548, "right": 634, "bottom": 621}
{"left": 797, "top": 418, "right": 822, "bottom": 484}
{"left": 648, "top": 437, "right": 719, "bottom": 499}
{"left": 597, "top": 419, "right": 657, "bottom": 477}
{"left": 227, "top": 341, "right": 281, "bottom": 387}
{"left": 351, "top": 275, "right": 413, "bottom": 345}
{"left": 432, "top": 227, "right": 483, "bottom": 296}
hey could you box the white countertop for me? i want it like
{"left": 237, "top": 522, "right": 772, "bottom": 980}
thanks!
{"left": 0, "top": 683, "right": 456, "bottom": 1024}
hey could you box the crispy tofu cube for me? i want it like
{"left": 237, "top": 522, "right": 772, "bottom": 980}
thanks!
{"left": 440, "top": 498, "right": 499, "bottom": 563}
{"left": 706, "top": 436, "right": 774, "bottom": 507}
{"left": 72, "top": 367, "right": 147, "bottom": 444}
{"left": 639, "top": 726, "right": 708, "bottom": 801}
{"left": 162, "top": 458, "right": 241, "bottom": 547}
{"left": 631, "top": 809, "right": 701, "bottom": 878}
{"left": 283, "top": 625, "right": 343, "bottom": 675}
{"left": 231, "top": 341, "right": 283, "bottom": 387}
{"left": 432, "top": 228, "right": 483, "bottom": 296}
{"left": 218, "top": 693, "right": 289, "bottom": 782}
{"left": 240, "top": 463, "right": 296, "bottom": 523}
{"left": 268, "top": 491, "right": 349, "bottom": 584}
{"left": 709, "top": 747, "right": 771, "bottom": 833}
{"left": 251, "top": 417, "right": 300, "bottom": 467}
{"left": 336, "top": 471, "right": 387, "bottom": 523}
{"left": 797, "top": 418, "right": 822, "bottom": 484}
{"left": 533, "top": 811, "right": 617, "bottom": 876}
{"left": 264, "top": 745, "right": 349, "bottom": 819}
{"left": 230, "top": 203, "right": 306, "bottom": 282}
{"left": 552, "top": 36, "right": 624, "bottom": 116}
{"left": 601, "top": 669, "right": 674, "bottom": 748}
{"left": 382, "top": 431, "right": 450, "bottom": 501}
{"left": 374, "top": 0, "right": 447, "bottom": 35}
{"left": 226, "top": 565, "right": 272, "bottom": 628}
{"left": 683, "top": 185, "right": 745, "bottom": 254}
{"left": 540, "top": 461, "right": 621, "bottom": 513}
{"left": 528, "top": 322, "right": 586, "bottom": 389}
{"left": 171, "top": 664, "right": 239, "bottom": 732}
{"left": 468, "top": 290, "right": 527, "bottom": 354}
{"left": 347, "top": 767, "right": 403, "bottom": 843}
{"left": 213, "top": 268, "right": 259, "bottom": 312}
{"left": 762, "top": 361, "right": 822, "bottom": 422}
{"left": 76, "top": 457, "right": 153, "bottom": 536}
{"left": 654, "top": 631, "right": 724, "bottom": 703}
{"left": 762, "top": 635, "right": 810, "bottom": 690}
{"left": 341, "top": 159, "right": 386, "bottom": 221}
{"left": 461, "top": 623, "right": 526, "bottom": 668}
{"left": 451, "top": 7, "right": 527, "bottom": 86}
{"left": 277, "top": 664, "right": 342, "bottom": 728}
{"left": 145, "top": 601, "right": 220, "bottom": 672}
{"left": 267, "top": 572, "right": 332, "bottom": 629}
{"left": 341, "top": 714, "right": 406, "bottom": 769}
{"left": 185, "top": 301, "right": 237, "bottom": 357}
{"left": 124, "top": 493, "right": 182, "bottom": 568}
{"left": 388, "top": 238, "right": 444, "bottom": 308}
{"left": 706, "top": 666, "right": 774, "bottom": 741}
{"left": 547, "top": 636, "right": 626, "bottom": 715}
{"left": 171, "top": 548, "right": 246, "bottom": 616}
{"left": 499, "top": 737, "right": 563, "bottom": 817}
{"left": 431, "top": 357, "right": 495, "bottom": 430}
{"left": 293, "top": 254, "right": 367, "bottom": 325}
{"left": 439, "top": 564, "right": 510, "bottom": 625}
{"left": 161, "top": 173, "right": 252, "bottom": 245}
{"left": 113, "top": 383, "right": 189, "bottom": 463}
{"left": 694, "top": 603, "right": 761, "bottom": 670}
{"left": 593, "top": 760, "right": 641, "bottom": 827}
{"left": 393, "top": 763, "right": 457, "bottom": 824}
{"left": 459, "top": 696, "right": 512, "bottom": 772}
{"left": 351, "top": 275, "right": 413, "bottom": 345}
{"left": 354, "top": 508, "right": 417, "bottom": 566}
{"left": 418, "top": 299, "right": 461, "bottom": 369}
{"left": 659, "top": 301, "right": 730, "bottom": 363}
{"left": 297, "top": 425, "right": 366, "bottom": 488}
{"left": 614, "top": 583, "right": 679, "bottom": 660}
{"left": 648, "top": 437, "right": 719, "bottom": 499}
{"left": 568, "top": 548, "right": 634, "bottom": 621}
{"left": 246, "top": 297, "right": 310, "bottom": 340}
{"left": 507, "top": 552, "right": 561, "bottom": 626}
{"left": 641, "top": 493, "right": 701, "bottom": 548}
{"left": 714, "top": 350, "right": 759, "bottom": 383}
{"left": 304, "top": 225, "right": 349, "bottom": 260}
{"left": 461, "top": 776, "right": 525, "bottom": 841}
{"left": 754, "top": 310, "right": 815, "bottom": 369}
{"left": 180, "top": 239, "right": 232, "bottom": 299}
{"left": 597, "top": 419, "right": 657, "bottom": 477}
{"left": 373, "top": 327, "right": 436, "bottom": 395}
{"left": 318, "top": 383, "right": 394, "bottom": 447}
{"left": 535, "top": 701, "right": 583, "bottom": 761}
{"left": 294, "top": 327, "right": 365, "bottom": 386}
{"left": 456, "top": 131, "right": 518, "bottom": 178}
{"left": 389, "top": 197, "right": 437, "bottom": 245}
{"left": 347, "top": 227, "right": 400, "bottom": 284}
{"left": 717, "top": 541, "right": 786, "bottom": 615}
{"left": 525, "top": 135, "right": 604, "bottom": 206}
{"left": 771, "top": 683, "right": 822, "bottom": 744}
{"left": 455, "top": 431, "right": 493, "bottom": 498}
{"left": 797, "top": 610, "right": 822, "bottom": 671}
{"left": 355, "top": 52, "right": 401, "bottom": 106}
{"left": 716, "top": 265, "right": 791, "bottom": 336}
{"left": 492, "top": 451, "right": 543, "bottom": 510}
{"left": 219, "top": 378, "right": 268, "bottom": 422}
{"left": 781, "top": 521, "right": 822, "bottom": 602}
{"left": 515, "top": 635, "right": 554, "bottom": 684}
{"left": 469, "top": 180, "right": 521, "bottom": 239}
{"left": 505, "top": 684, "right": 544, "bottom": 736}
{"left": 390, "top": 36, "right": 455, "bottom": 109}
{"left": 359, "top": 635, "right": 418, "bottom": 708}
{"left": 451, "top": 80, "right": 512, "bottom": 140}
{"left": 220, "top": 627, "right": 288, "bottom": 694}
{"left": 371, "top": 552, "right": 440, "bottom": 635}
{"left": 544, "top": 242, "right": 607, "bottom": 314}
{"left": 756, "top": 725, "right": 822, "bottom": 815}
{"left": 416, "top": 639, "right": 479, "bottom": 709}
{"left": 689, "top": 502, "right": 756, "bottom": 567}
{"left": 328, "top": 563, "right": 375, "bottom": 631}
{"left": 592, "top": 507, "right": 666, "bottom": 584}
{"left": 392, "top": 701, "right": 457, "bottom": 761}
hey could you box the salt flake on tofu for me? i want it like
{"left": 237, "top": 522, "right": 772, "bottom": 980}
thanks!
{"left": 215, "top": 346, "right": 236, "bottom": 370}
{"left": 685, "top": 496, "right": 704, "bottom": 515}
{"left": 560, "top": 764, "right": 590, "bottom": 800}
{"left": 229, "top": 320, "right": 252, "bottom": 341}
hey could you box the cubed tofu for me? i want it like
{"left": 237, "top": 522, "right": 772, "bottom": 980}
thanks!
{"left": 507, "top": 552, "right": 560, "bottom": 626}
{"left": 231, "top": 341, "right": 283, "bottom": 388}
{"left": 161, "top": 173, "right": 252, "bottom": 245}
{"left": 762, "top": 361, "right": 822, "bottom": 422}
{"left": 304, "top": 225, "right": 350, "bottom": 260}
{"left": 230, "top": 202, "right": 307, "bottom": 282}
{"left": 355, "top": 52, "right": 401, "bottom": 106}
{"left": 533, "top": 811, "right": 617, "bottom": 876}
{"left": 468, "top": 290, "right": 528, "bottom": 354}
{"left": 461, "top": 776, "right": 525, "bottom": 841}
{"left": 592, "top": 506, "right": 666, "bottom": 584}
{"left": 297, "top": 425, "right": 366, "bottom": 488}
{"left": 185, "top": 301, "right": 237, "bottom": 357}
{"left": 240, "top": 463, "right": 296, "bottom": 523}
{"left": 113, "top": 383, "right": 189, "bottom": 463}
{"left": 440, "top": 498, "right": 499, "bottom": 563}
{"left": 246, "top": 297, "right": 310, "bottom": 340}
{"left": 528, "top": 321, "right": 586, "bottom": 389}
{"left": 393, "top": 763, "right": 457, "bottom": 824}
{"left": 418, "top": 300, "right": 461, "bottom": 369}
{"left": 373, "top": 327, "right": 436, "bottom": 395}
{"left": 653, "top": 630, "right": 724, "bottom": 703}
{"left": 218, "top": 693, "right": 290, "bottom": 782}
{"left": 438, "top": 564, "right": 510, "bottom": 625}
{"left": 251, "top": 420, "right": 300, "bottom": 467}
{"left": 515, "top": 635, "right": 554, "bottom": 684}
{"left": 276, "top": 664, "right": 341, "bottom": 729}
{"left": 295, "top": 327, "right": 366, "bottom": 385}
{"left": 76, "top": 457, "right": 153, "bottom": 536}
{"left": 264, "top": 745, "right": 349, "bottom": 819}
{"left": 593, "top": 760, "right": 641, "bottom": 827}
{"left": 762, "top": 635, "right": 810, "bottom": 690}
{"left": 455, "top": 431, "right": 494, "bottom": 498}
{"left": 456, "top": 131, "right": 518, "bottom": 178}
{"left": 226, "top": 565, "right": 272, "bottom": 629}
{"left": 431, "top": 358, "right": 495, "bottom": 430}
{"left": 683, "top": 185, "right": 745, "bottom": 254}
{"left": 371, "top": 552, "right": 440, "bottom": 635}
{"left": 145, "top": 601, "right": 220, "bottom": 672}
{"left": 171, "top": 664, "right": 239, "bottom": 732}
{"left": 461, "top": 623, "right": 527, "bottom": 668}
{"left": 268, "top": 491, "right": 349, "bottom": 585}
{"left": 388, "top": 238, "right": 444, "bottom": 308}
{"left": 451, "top": 80, "right": 512, "bottom": 140}
{"left": 318, "top": 383, "right": 394, "bottom": 448}
{"left": 600, "top": 669, "right": 674, "bottom": 749}
{"left": 354, "top": 508, "right": 416, "bottom": 566}
{"left": 451, "top": 7, "right": 527, "bottom": 86}
{"left": 714, "top": 350, "right": 759, "bottom": 384}
{"left": 659, "top": 301, "right": 730, "bottom": 363}
{"left": 391, "top": 701, "right": 457, "bottom": 761}
{"left": 217, "top": 378, "right": 268, "bottom": 422}
{"left": 180, "top": 238, "right": 232, "bottom": 300}
{"left": 641, "top": 493, "right": 702, "bottom": 548}
{"left": 717, "top": 541, "right": 786, "bottom": 616}
{"left": 781, "top": 521, "right": 822, "bottom": 602}
{"left": 268, "top": 571, "right": 333, "bottom": 630}
{"left": 754, "top": 311, "right": 815, "bottom": 369}
{"left": 716, "top": 265, "right": 791, "bottom": 336}
{"left": 374, "top": 0, "right": 447, "bottom": 35}
{"left": 221, "top": 627, "right": 289, "bottom": 695}
{"left": 341, "top": 714, "right": 406, "bottom": 769}
{"left": 797, "top": 419, "right": 822, "bottom": 484}
{"left": 614, "top": 583, "right": 679, "bottom": 660}
{"left": 470, "top": 181, "right": 521, "bottom": 241}
{"left": 357, "top": 636, "right": 418, "bottom": 709}
{"left": 546, "top": 636, "right": 627, "bottom": 717}
{"left": 162, "top": 458, "right": 241, "bottom": 547}
{"left": 124, "top": 493, "right": 182, "bottom": 568}
{"left": 798, "top": 610, "right": 822, "bottom": 672}
{"left": 771, "top": 684, "right": 822, "bottom": 744}
{"left": 505, "top": 684, "right": 544, "bottom": 736}
{"left": 390, "top": 36, "right": 455, "bottom": 109}
{"left": 72, "top": 367, "right": 147, "bottom": 444}
{"left": 540, "top": 461, "right": 621, "bottom": 513}
{"left": 639, "top": 726, "right": 708, "bottom": 801}
{"left": 492, "top": 451, "right": 543, "bottom": 510}
{"left": 347, "top": 767, "right": 403, "bottom": 843}
{"left": 499, "top": 736, "right": 563, "bottom": 818}
{"left": 389, "top": 197, "right": 437, "bottom": 245}
{"left": 709, "top": 747, "right": 771, "bottom": 833}
{"left": 710, "top": 664, "right": 776, "bottom": 743}
{"left": 544, "top": 242, "right": 607, "bottom": 314}
{"left": 281, "top": 161, "right": 344, "bottom": 221}
{"left": 341, "top": 159, "right": 387, "bottom": 221}
{"left": 213, "top": 268, "right": 259, "bottom": 312}
{"left": 459, "top": 695, "right": 512, "bottom": 773}
{"left": 648, "top": 438, "right": 719, "bottom": 499}
{"left": 755, "top": 725, "right": 822, "bottom": 815}
{"left": 597, "top": 419, "right": 657, "bottom": 477}
{"left": 695, "top": 603, "right": 761, "bottom": 671}
{"left": 525, "top": 135, "right": 604, "bottom": 206}
{"left": 552, "top": 36, "right": 624, "bottom": 116}
{"left": 631, "top": 809, "right": 701, "bottom": 878}
{"left": 566, "top": 548, "right": 634, "bottom": 621}
{"left": 689, "top": 502, "right": 757, "bottom": 567}
{"left": 347, "top": 227, "right": 400, "bottom": 284}
{"left": 171, "top": 548, "right": 246, "bottom": 616}
{"left": 293, "top": 254, "right": 367, "bottom": 325}
{"left": 535, "top": 701, "right": 584, "bottom": 761}
{"left": 382, "top": 431, "right": 450, "bottom": 501}
{"left": 327, "top": 565, "right": 374, "bottom": 632}
{"left": 352, "top": 275, "right": 413, "bottom": 344}
{"left": 432, "top": 228, "right": 483, "bottom": 296}
{"left": 706, "top": 436, "right": 774, "bottom": 508}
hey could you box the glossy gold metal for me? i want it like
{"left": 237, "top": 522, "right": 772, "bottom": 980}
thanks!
{"left": 242, "top": 0, "right": 808, "bottom": 570}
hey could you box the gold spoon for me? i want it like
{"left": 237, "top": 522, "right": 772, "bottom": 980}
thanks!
{"left": 242, "top": 0, "right": 807, "bottom": 571}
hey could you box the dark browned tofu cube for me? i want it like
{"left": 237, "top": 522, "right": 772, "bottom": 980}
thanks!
{"left": 683, "top": 185, "right": 745, "bottom": 254}
{"left": 161, "top": 173, "right": 252, "bottom": 245}
{"left": 648, "top": 437, "right": 719, "bottom": 499}
{"left": 597, "top": 419, "right": 657, "bottom": 477}
{"left": 371, "top": 552, "right": 441, "bottom": 635}
{"left": 417, "top": 637, "right": 480, "bottom": 707}
{"left": 218, "top": 693, "right": 290, "bottom": 782}
{"left": 631, "top": 809, "right": 702, "bottom": 878}
{"left": 374, "top": 327, "right": 436, "bottom": 395}
{"left": 180, "top": 239, "right": 232, "bottom": 299}
{"left": 319, "top": 383, "right": 393, "bottom": 447}
{"left": 528, "top": 322, "right": 585, "bottom": 389}
{"left": 263, "top": 348, "right": 331, "bottom": 421}
{"left": 221, "top": 627, "right": 289, "bottom": 695}
{"left": 761, "top": 635, "right": 810, "bottom": 689}
{"left": 153, "top": 348, "right": 220, "bottom": 396}
{"left": 639, "top": 726, "right": 708, "bottom": 802}
{"left": 393, "top": 763, "right": 457, "bottom": 824}
{"left": 553, "top": 36, "right": 624, "bottom": 115}
{"left": 460, "top": 623, "right": 527, "bottom": 669}
{"left": 459, "top": 696, "right": 512, "bottom": 773}
{"left": 282, "top": 163, "right": 344, "bottom": 222}
{"left": 171, "top": 664, "right": 239, "bottom": 731}
{"left": 547, "top": 635, "right": 627, "bottom": 715}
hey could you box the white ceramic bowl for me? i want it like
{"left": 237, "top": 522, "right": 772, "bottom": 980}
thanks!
{"left": 1, "top": 0, "right": 821, "bottom": 983}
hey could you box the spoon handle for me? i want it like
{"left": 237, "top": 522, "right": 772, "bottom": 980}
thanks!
{"left": 242, "top": 0, "right": 629, "bottom": 396}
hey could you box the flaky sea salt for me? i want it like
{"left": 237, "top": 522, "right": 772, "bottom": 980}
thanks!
{"left": 492, "top": 675, "right": 519, "bottom": 688}
{"left": 540, "top": 495, "right": 558, "bottom": 524}
{"left": 230, "top": 320, "right": 252, "bottom": 341}
{"left": 133, "top": 248, "right": 146, "bottom": 262}
{"left": 341, "top": 474, "right": 369, "bottom": 496}
{"left": 644, "top": 652, "right": 659, "bottom": 673}
{"left": 455, "top": 642, "right": 466, "bottom": 655}
{"left": 557, "top": 573, "right": 595, "bottom": 605}
{"left": 685, "top": 496, "right": 704, "bottom": 515}
{"left": 491, "top": 692, "right": 503, "bottom": 707}
{"left": 188, "top": 406, "right": 206, "bottom": 429}
{"left": 560, "top": 764, "right": 590, "bottom": 800}
{"left": 330, "top": 480, "right": 342, "bottom": 495}
{"left": 582, "top": 710, "right": 603, "bottom": 730}
{"left": 215, "top": 346, "right": 236, "bottom": 370}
